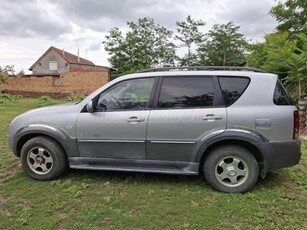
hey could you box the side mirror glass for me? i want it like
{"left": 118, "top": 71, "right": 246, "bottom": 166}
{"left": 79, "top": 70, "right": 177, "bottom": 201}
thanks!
{"left": 87, "top": 101, "right": 94, "bottom": 113}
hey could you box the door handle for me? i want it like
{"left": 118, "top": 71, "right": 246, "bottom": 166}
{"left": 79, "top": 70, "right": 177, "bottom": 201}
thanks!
{"left": 202, "top": 114, "right": 223, "bottom": 121}
{"left": 127, "top": 117, "right": 145, "bottom": 123}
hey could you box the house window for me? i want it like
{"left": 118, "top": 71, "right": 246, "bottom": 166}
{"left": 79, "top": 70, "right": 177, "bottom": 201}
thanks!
{"left": 49, "top": 61, "right": 58, "bottom": 71}
{"left": 53, "top": 76, "right": 61, "bottom": 86}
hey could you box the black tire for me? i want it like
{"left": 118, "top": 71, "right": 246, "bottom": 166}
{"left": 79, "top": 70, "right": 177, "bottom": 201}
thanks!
{"left": 203, "top": 145, "right": 259, "bottom": 193}
{"left": 20, "top": 136, "right": 68, "bottom": 180}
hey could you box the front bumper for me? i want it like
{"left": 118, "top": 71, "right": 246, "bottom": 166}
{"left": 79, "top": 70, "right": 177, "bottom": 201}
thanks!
{"left": 260, "top": 139, "right": 301, "bottom": 175}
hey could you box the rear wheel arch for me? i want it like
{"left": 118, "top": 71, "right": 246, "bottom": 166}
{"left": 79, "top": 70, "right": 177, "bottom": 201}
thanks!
{"left": 198, "top": 139, "right": 264, "bottom": 174}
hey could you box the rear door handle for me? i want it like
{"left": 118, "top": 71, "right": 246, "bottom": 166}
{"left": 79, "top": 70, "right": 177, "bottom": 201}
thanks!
{"left": 127, "top": 117, "right": 145, "bottom": 123}
{"left": 202, "top": 114, "right": 223, "bottom": 121}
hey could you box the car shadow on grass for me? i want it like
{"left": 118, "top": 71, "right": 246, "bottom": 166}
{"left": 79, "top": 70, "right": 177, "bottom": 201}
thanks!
{"left": 61, "top": 167, "right": 288, "bottom": 193}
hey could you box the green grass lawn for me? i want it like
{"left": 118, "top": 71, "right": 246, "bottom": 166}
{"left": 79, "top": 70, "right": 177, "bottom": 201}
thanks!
{"left": 0, "top": 98, "right": 306, "bottom": 230}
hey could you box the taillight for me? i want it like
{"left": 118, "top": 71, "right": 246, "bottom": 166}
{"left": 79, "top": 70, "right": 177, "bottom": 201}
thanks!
{"left": 293, "top": 111, "right": 299, "bottom": 139}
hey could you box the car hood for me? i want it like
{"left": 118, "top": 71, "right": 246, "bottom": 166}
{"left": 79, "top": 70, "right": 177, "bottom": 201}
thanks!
{"left": 24, "top": 102, "right": 77, "bottom": 114}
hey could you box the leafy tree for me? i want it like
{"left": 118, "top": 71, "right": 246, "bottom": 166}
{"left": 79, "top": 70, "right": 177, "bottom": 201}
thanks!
{"left": 103, "top": 17, "right": 176, "bottom": 76}
{"left": 270, "top": 0, "right": 307, "bottom": 34}
{"left": 175, "top": 15, "right": 205, "bottom": 66}
{"left": 0, "top": 65, "right": 16, "bottom": 76}
{"left": 198, "top": 22, "right": 248, "bottom": 66}
{"left": 247, "top": 32, "right": 307, "bottom": 98}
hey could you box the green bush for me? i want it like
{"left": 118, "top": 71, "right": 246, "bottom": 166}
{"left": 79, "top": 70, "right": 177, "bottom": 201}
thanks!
{"left": 0, "top": 75, "right": 7, "bottom": 85}
{"left": 38, "top": 96, "right": 55, "bottom": 106}
{"left": 0, "top": 93, "right": 13, "bottom": 105}
{"left": 74, "top": 95, "right": 86, "bottom": 103}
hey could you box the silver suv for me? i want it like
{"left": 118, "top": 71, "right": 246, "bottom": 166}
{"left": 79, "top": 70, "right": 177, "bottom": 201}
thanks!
{"left": 8, "top": 67, "right": 301, "bottom": 193}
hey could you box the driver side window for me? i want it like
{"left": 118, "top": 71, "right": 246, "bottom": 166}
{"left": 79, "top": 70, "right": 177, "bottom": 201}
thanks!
{"left": 96, "top": 78, "right": 155, "bottom": 112}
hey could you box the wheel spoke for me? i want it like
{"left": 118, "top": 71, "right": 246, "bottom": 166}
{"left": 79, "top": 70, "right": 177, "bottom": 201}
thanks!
{"left": 32, "top": 162, "right": 40, "bottom": 170}
{"left": 229, "top": 176, "right": 238, "bottom": 184}
{"left": 218, "top": 161, "right": 228, "bottom": 170}
{"left": 44, "top": 156, "right": 53, "bottom": 164}
{"left": 38, "top": 148, "right": 45, "bottom": 156}
{"left": 232, "top": 158, "right": 240, "bottom": 168}
{"left": 237, "top": 169, "right": 247, "bottom": 177}
{"left": 40, "top": 164, "right": 48, "bottom": 172}
{"left": 217, "top": 171, "right": 228, "bottom": 181}
{"left": 28, "top": 152, "right": 37, "bottom": 161}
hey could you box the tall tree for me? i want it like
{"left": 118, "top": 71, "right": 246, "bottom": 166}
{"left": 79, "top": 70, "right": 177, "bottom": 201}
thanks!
{"left": 198, "top": 22, "right": 248, "bottom": 66}
{"left": 103, "top": 17, "right": 176, "bottom": 76}
{"left": 270, "top": 0, "right": 307, "bottom": 34}
{"left": 247, "top": 32, "right": 307, "bottom": 98}
{"left": 175, "top": 15, "right": 205, "bottom": 66}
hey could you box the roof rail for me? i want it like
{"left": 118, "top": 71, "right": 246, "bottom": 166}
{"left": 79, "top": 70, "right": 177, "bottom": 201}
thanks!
{"left": 137, "top": 66, "right": 266, "bottom": 73}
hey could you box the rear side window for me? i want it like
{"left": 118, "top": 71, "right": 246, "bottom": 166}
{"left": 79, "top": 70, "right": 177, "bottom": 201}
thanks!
{"left": 218, "top": 77, "right": 250, "bottom": 106}
{"left": 157, "top": 77, "right": 214, "bottom": 108}
{"left": 273, "top": 80, "right": 293, "bottom": 105}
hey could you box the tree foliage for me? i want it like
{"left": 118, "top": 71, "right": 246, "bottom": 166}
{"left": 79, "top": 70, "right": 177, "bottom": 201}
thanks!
{"left": 270, "top": 0, "right": 307, "bottom": 34}
{"left": 0, "top": 65, "right": 16, "bottom": 76}
{"left": 198, "top": 22, "right": 248, "bottom": 66}
{"left": 175, "top": 15, "right": 205, "bottom": 66}
{"left": 103, "top": 17, "right": 176, "bottom": 76}
{"left": 247, "top": 32, "right": 307, "bottom": 98}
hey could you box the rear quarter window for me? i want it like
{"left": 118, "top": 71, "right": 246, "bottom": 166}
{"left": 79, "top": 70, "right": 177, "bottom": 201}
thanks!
{"left": 218, "top": 77, "right": 250, "bottom": 106}
{"left": 273, "top": 80, "right": 293, "bottom": 105}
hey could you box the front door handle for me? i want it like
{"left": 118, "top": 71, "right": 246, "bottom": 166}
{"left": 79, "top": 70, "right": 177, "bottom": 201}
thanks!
{"left": 202, "top": 114, "right": 223, "bottom": 121}
{"left": 127, "top": 117, "right": 145, "bottom": 123}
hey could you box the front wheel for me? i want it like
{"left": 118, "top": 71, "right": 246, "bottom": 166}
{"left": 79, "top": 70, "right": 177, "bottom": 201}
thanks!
{"left": 203, "top": 145, "right": 259, "bottom": 193}
{"left": 21, "top": 136, "right": 68, "bottom": 180}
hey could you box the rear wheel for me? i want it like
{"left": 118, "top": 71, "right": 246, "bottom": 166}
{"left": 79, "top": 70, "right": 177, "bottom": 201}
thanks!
{"left": 203, "top": 145, "right": 259, "bottom": 193}
{"left": 21, "top": 136, "right": 68, "bottom": 180}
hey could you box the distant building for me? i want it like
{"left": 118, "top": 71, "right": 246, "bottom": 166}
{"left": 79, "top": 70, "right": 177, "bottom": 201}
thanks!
{"left": 1, "top": 46, "right": 111, "bottom": 98}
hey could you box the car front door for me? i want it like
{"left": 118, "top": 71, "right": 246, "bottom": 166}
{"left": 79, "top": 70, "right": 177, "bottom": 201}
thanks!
{"left": 76, "top": 77, "right": 156, "bottom": 159}
{"left": 146, "top": 76, "right": 227, "bottom": 162}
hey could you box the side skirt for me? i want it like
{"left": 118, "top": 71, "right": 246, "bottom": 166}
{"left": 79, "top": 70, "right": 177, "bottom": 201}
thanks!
{"left": 68, "top": 157, "right": 199, "bottom": 175}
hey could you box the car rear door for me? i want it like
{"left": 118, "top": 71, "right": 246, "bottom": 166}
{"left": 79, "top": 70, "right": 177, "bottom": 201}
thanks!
{"left": 146, "top": 76, "right": 227, "bottom": 161}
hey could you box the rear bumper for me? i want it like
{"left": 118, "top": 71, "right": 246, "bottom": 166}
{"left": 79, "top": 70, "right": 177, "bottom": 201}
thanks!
{"left": 260, "top": 139, "right": 301, "bottom": 175}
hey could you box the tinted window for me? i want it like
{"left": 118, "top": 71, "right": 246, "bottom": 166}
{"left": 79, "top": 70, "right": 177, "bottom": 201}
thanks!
{"left": 158, "top": 77, "right": 214, "bottom": 108}
{"left": 273, "top": 80, "right": 293, "bottom": 105}
{"left": 219, "top": 77, "right": 250, "bottom": 106}
{"left": 97, "top": 78, "right": 155, "bottom": 111}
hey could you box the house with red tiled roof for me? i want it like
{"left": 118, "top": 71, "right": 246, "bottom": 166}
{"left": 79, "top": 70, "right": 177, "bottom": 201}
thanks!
{"left": 2, "top": 46, "right": 111, "bottom": 98}
{"left": 29, "top": 46, "right": 102, "bottom": 74}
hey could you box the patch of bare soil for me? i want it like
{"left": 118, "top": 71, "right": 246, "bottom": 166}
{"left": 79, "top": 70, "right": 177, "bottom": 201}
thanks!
{"left": 0, "top": 160, "right": 20, "bottom": 183}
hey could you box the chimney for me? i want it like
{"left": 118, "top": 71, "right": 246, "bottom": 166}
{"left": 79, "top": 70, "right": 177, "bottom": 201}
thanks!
{"left": 62, "top": 48, "right": 65, "bottom": 57}
{"left": 78, "top": 48, "right": 80, "bottom": 62}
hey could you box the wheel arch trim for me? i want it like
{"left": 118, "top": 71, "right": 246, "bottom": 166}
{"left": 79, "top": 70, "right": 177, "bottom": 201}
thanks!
{"left": 196, "top": 128, "right": 268, "bottom": 163}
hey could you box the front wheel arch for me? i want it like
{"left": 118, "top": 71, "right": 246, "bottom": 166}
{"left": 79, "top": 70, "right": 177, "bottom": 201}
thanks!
{"left": 16, "top": 133, "right": 67, "bottom": 159}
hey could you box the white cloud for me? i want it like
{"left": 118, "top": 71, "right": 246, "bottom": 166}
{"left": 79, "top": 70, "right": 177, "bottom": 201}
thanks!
{"left": 0, "top": 0, "right": 279, "bottom": 73}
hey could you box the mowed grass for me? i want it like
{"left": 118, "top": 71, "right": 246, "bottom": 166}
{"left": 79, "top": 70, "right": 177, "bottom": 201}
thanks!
{"left": 0, "top": 98, "right": 306, "bottom": 230}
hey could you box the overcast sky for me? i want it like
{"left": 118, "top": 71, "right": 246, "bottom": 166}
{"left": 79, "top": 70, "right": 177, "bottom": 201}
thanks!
{"left": 0, "top": 0, "right": 278, "bottom": 73}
